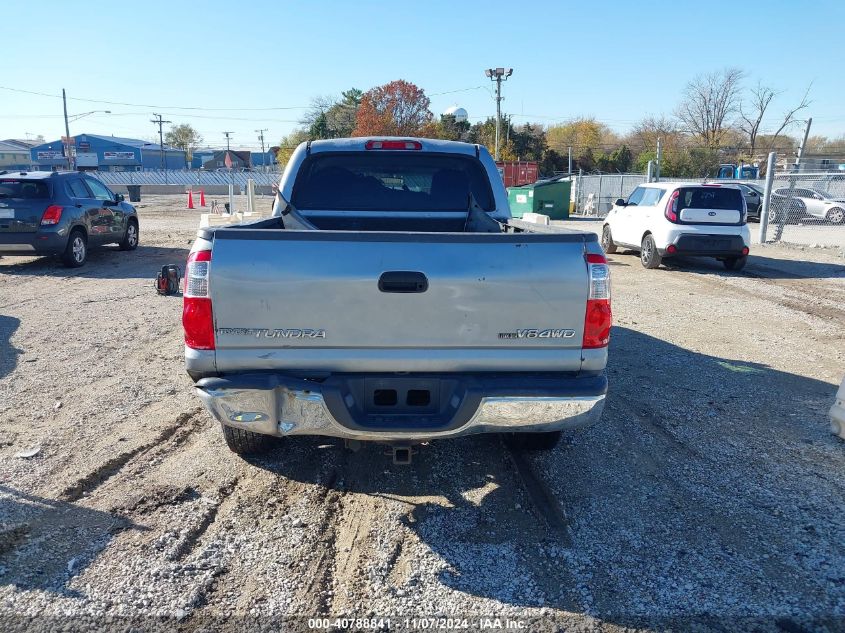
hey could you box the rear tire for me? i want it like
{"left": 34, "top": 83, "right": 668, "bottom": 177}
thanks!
{"left": 222, "top": 425, "right": 275, "bottom": 456}
{"left": 504, "top": 430, "right": 562, "bottom": 451}
{"left": 640, "top": 234, "right": 662, "bottom": 269}
{"left": 826, "top": 207, "right": 845, "bottom": 224}
{"left": 601, "top": 225, "right": 617, "bottom": 254}
{"left": 723, "top": 255, "right": 747, "bottom": 271}
{"left": 119, "top": 219, "right": 139, "bottom": 250}
{"left": 62, "top": 229, "right": 87, "bottom": 268}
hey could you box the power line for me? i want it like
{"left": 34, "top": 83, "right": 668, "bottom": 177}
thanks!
{"left": 0, "top": 85, "right": 309, "bottom": 112}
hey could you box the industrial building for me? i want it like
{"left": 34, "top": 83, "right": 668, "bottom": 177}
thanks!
{"left": 29, "top": 134, "right": 187, "bottom": 172}
{"left": 0, "top": 139, "right": 36, "bottom": 170}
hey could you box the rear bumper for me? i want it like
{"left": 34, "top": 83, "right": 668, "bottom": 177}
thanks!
{"left": 194, "top": 372, "right": 607, "bottom": 441}
{"left": 659, "top": 233, "right": 748, "bottom": 257}
{"left": 0, "top": 230, "right": 67, "bottom": 256}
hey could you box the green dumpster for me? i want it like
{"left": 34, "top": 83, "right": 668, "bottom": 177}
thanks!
{"left": 507, "top": 177, "right": 571, "bottom": 220}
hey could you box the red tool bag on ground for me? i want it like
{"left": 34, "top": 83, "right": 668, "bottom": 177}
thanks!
{"left": 156, "top": 265, "right": 181, "bottom": 295}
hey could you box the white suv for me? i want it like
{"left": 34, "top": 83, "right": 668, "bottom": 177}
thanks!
{"left": 601, "top": 182, "right": 751, "bottom": 270}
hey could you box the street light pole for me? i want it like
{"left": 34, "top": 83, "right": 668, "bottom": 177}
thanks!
{"left": 485, "top": 67, "right": 513, "bottom": 161}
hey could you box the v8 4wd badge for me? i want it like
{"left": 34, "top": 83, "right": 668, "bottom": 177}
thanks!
{"left": 498, "top": 328, "right": 576, "bottom": 339}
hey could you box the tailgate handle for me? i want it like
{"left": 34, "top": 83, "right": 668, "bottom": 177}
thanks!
{"left": 378, "top": 271, "right": 428, "bottom": 293}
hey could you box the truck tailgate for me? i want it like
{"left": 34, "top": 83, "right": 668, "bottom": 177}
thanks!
{"left": 209, "top": 229, "right": 590, "bottom": 373}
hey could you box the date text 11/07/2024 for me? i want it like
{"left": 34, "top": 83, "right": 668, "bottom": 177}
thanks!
{"left": 307, "top": 617, "right": 529, "bottom": 630}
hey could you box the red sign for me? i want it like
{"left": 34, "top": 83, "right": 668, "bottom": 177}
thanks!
{"left": 224, "top": 151, "right": 233, "bottom": 169}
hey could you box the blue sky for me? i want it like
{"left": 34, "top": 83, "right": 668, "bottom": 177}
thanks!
{"left": 2, "top": 0, "right": 843, "bottom": 149}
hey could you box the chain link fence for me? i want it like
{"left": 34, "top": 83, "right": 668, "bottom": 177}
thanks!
{"left": 572, "top": 174, "right": 691, "bottom": 218}
{"left": 91, "top": 169, "right": 282, "bottom": 188}
{"left": 761, "top": 172, "right": 845, "bottom": 248}
{"left": 573, "top": 174, "right": 646, "bottom": 217}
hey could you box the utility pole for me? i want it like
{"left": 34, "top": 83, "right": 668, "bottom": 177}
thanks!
{"left": 774, "top": 118, "right": 812, "bottom": 242}
{"left": 485, "top": 67, "right": 513, "bottom": 161}
{"left": 151, "top": 113, "right": 171, "bottom": 184}
{"left": 655, "top": 137, "right": 662, "bottom": 181}
{"left": 223, "top": 131, "right": 233, "bottom": 152}
{"left": 794, "top": 117, "right": 812, "bottom": 171}
{"left": 255, "top": 128, "right": 268, "bottom": 172}
{"left": 62, "top": 89, "right": 72, "bottom": 171}
{"left": 568, "top": 146, "right": 572, "bottom": 175}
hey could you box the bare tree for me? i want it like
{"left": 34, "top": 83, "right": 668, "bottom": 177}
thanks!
{"left": 761, "top": 84, "right": 812, "bottom": 154}
{"left": 628, "top": 115, "right": 681, "bottom": 152}
{"left": 676, "top": 68, "right": 744, "bottom": 148}
{"left": 738, "top": 81, "right": 778, "bottom": 158}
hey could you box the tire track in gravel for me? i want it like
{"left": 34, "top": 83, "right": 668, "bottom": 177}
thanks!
{"left": 166, "top": 477, "right": 240, "bottom": 562}
{"left": 693, "top": 266, "right": 845, "bottom": 324}
{"left": 59, "top": 408, "right": 203, "bottom": 501}
{"left": 179, "top": 440, "right": 347, "bottom": 619}
{"left": 505, "top": 446, "right": 573, "bottom": 542}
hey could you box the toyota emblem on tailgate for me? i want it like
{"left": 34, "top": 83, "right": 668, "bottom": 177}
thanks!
{"left": 708, "top": 211, "right": 717, "bottom": 216}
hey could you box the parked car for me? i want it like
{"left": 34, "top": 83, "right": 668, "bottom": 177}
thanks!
{"left": 0, "top": 171, "right": 139, "bottom": 267}
{"left": 831, "top": 375, "right": 845, "bottom": 441}
{"left": 183, "top": 137, "right": 610, "bottom": 461}
{"left": 602, "top": 182, "right": 751, "bottom": 270}
{"left": 771, "top": 187, "right": 845, "bottom": 224}
{"left": 736, "top": 183, "right": 764, "bottom": 221}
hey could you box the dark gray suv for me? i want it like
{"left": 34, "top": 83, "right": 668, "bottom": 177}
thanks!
{"left": 0, "top": 171, "right": 139, "bottom": 267}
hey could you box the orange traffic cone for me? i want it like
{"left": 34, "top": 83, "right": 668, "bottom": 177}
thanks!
{"left": 199, "top": 189, "right": 206, "bottom": 206}
{"left": 187, "top": 189, "right": 195, "bottom": 209}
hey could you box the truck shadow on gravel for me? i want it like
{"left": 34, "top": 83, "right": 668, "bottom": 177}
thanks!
{"left": 0, "top": 315, "right": 21, "bottom": 378}
{"left": 0, "top": 485, "right": 141, "bottom": 595}
{"left": 0, "top": 245, "right": 188, "bottom": 280}
{"left": 249, "top": 326, "right": 843, "bottom": 628}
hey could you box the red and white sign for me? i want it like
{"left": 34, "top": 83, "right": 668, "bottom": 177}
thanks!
{"left": 224, "top": 151, "right": 234, "bottom": 169}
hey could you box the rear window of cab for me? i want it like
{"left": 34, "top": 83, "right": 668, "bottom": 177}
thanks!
{"left": 291, "top": 152, "right": 495, "bottom": 211}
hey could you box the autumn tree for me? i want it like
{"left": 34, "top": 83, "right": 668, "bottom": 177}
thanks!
{"left": 545, "top": 117, "right": 615, "bottom": 154}
{"left": 276, "top": 129, "right": 310, "bottom": 167}
{"left": 352, "top": 80, "right": 434, "bottom": 137}
{"left": 164, "top": 124, "right": 203, "bottom": 153}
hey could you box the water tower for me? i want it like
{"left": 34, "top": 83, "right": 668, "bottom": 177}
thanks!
{"left": 442, "top": 105, "right": 468, "bottom": 123}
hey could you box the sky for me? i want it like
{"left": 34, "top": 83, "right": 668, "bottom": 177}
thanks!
{"left": 2, "top": 0, "right": 844, "bottom": 150}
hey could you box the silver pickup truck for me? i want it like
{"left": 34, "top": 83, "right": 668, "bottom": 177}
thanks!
{"left": 183, "top": 138, "right": 610, "bottom": 462}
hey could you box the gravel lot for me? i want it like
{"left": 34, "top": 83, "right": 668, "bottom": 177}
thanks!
{"left": 0, "top": 196, "right": 843, "bottom": 632}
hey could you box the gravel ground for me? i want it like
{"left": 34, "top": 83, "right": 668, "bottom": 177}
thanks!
{"left": 0, "top": 196, "right": 843, "bottom": 632}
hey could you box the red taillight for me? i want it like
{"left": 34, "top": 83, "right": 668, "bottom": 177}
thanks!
{"left": 667, "top": 244, "right": 677, "bottom": 254}
{"left": 183, "top": 250, "right": 214, "bottom": 350}
{"left": 742, "top": 246, "right": 749, "bottom": 256}
{"left": 365, "top": 140, "right": 422, "bottom": 150}
{"left": 664, "top": 190, "right": 679, "bottom": 223}
{"left": 40, "top": 205, "right": 63, "bottom": 226}
{"left": 583, "top": 253, "right": 612, "bottom": 349}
